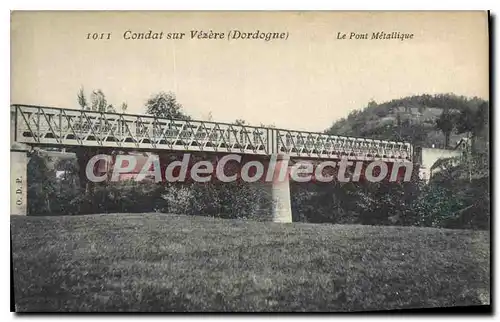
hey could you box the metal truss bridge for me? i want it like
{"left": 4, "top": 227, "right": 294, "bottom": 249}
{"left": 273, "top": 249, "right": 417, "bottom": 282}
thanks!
{"left": 11, "top": 104, "right": 413, "bottom": 162}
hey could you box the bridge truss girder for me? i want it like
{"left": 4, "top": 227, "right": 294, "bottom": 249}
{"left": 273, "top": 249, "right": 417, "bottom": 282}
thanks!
{"left": 12, "top": 105, "right": 412, "bottom": 162}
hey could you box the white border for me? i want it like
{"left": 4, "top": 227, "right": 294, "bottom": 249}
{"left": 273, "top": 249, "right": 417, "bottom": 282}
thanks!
{"left": 2, "top": 1, "right": 497, "bottom": 320}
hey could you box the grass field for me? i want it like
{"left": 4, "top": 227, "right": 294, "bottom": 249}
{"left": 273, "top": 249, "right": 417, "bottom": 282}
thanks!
{"left": 11, "top": 213, "right": 490, "bottom": 312}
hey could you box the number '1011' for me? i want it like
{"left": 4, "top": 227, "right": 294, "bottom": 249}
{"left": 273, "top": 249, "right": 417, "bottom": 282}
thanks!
{"left": 86, "top": 33, "right": 111, "bottom": 40}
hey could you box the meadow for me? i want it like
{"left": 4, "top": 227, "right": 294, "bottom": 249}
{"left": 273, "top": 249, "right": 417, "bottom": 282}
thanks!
{"left": 11, "top": 213, "right": 490, "bottom": 312}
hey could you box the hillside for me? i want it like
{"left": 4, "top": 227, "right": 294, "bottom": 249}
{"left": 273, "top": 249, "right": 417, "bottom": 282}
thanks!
{"left": 11, "top": 213, "right": 490, "bottom": 312}
{"left": 325, "top": 94, "right": 489, "bottom": 149}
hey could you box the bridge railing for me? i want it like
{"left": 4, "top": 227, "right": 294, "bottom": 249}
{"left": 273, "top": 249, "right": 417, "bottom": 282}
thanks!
{"left": 12, "top": 104, "right": 412, "bottom": 161}
{"left": 12, "top": 105, "right": 271, "bottom": 155}
{"left": 275, "top": 129, "right": 412, "bottom": 161}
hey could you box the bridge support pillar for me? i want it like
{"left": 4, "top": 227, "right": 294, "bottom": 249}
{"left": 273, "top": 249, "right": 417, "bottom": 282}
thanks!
{"left": 258, "top": 154, "right": 293, "bottom": 223}
{"left": 10, "top": 144, "right": 29, "bottom": 216}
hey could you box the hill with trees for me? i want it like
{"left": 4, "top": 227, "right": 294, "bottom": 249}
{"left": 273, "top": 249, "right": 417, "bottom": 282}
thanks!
{"left": 325, "top": 94, "right": 489, "bottom": 151}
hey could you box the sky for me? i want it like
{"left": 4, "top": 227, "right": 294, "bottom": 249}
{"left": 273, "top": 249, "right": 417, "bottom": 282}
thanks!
{"left": 11, "top": 11, "right": 489, "bottom": 132}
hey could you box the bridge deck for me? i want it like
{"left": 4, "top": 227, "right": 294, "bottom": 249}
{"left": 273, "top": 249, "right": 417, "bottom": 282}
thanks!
{"left": 11, "top": 105, "right": 412, "bottom": 162}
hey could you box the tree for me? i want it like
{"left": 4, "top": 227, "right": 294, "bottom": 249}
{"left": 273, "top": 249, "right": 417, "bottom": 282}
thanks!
{"left": 435, "top": 108, "right": 456, "bottom": 148}
{"left": 145, "top": 91, "right": 190, "bottom": 120}
{"left": 77, "top": 88, "right": 88, "bottom": 110}
{"left": 121, "top": 102, "right": 128, "bottom": 114}
{"left": 27, "top": 150, "right": 58, "bottom": 215}
{"left": 456, "top": 102, "right": 488, "bottom": 153}
{"left": 74, "top": 88, "right": 125, "bottom": 199}
{"left": 234, "top": 119, "right": 246, "bottom": 125}
{"left": 91, "top": 89, "right": 107, "bottom": 112}
{"left": 367, "top": 99, "right": 377, "bottom": 109}
{"left": 206, "top": 111, "right": 213, "bottom": 121}
{"left": 77, "top": 87, "right": 118, "bottom": 113}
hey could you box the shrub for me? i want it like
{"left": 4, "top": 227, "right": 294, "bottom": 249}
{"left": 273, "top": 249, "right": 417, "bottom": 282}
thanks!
{"left": 25, "top": 150, "right": 489, "bottom": 230}
{"left": 27, "top": 151, "right": 58, "bottom": 216}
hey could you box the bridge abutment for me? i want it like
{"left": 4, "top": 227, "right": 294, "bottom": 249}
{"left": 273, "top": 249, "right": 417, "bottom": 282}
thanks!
{"left": 10, "top": 144, "right": 29, "bottom": 215}
{"left": 257, "top": 154, "right": 293, "bottom": 223}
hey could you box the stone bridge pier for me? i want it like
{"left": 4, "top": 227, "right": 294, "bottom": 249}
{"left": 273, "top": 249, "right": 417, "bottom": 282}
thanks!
{"left": 10, "top": 143, "right": 29, "bottom": 216}
{"left": 256, "top": 154, "right": 293, "bottom": 223}
{"left": 11, "top": 108, "right": 29, "bottom": 215}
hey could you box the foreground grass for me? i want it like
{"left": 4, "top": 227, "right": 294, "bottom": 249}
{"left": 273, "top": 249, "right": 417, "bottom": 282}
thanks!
{"left": 11, "top": 213, "right": 490, "bottom": 312}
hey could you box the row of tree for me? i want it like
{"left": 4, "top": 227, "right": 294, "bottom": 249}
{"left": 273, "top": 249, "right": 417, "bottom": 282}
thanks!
{"left": 77, "top": 88, "right": 189, "bottom": 119}
{"left": 77, "top": 87, "right": 277, "bottom": 127}
{"left": 27, "top": 148, "right": 489, "bottom": 230}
